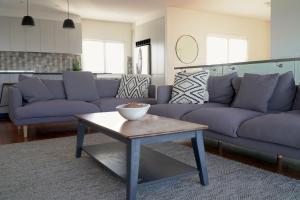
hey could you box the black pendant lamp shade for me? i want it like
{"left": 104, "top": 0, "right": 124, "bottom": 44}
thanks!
{"left": 63, "top": 18, "right": 75, "bottom": 29}
{"left": 22, "top": 0, "right": 35, "bottom": 26}
{"left": 63, "top": 0, "right": 75, "bottom": 29}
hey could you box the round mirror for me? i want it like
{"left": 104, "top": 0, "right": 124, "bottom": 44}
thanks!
{"left": 175, "top": 35, "right": 199, "bottom": 64}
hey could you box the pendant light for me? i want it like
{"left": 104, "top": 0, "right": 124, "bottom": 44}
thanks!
{"left": 21, "top": 0, "right": 35, "bottom": 26}
{"left": 63, "top": 0, "right": 75, "bottom": 29}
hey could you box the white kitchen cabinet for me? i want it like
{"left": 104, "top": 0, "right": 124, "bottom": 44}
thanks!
{"left": 10, "top": 18, "right": 26, "bottom": 51}
{"left": 25, "top": 19, "right": 41, "bottom": 52}
{"left": 40, "top": 20, "right": 55, "bottom": 53}
{"left": 2, "top": 16, "right": 82, "bottom": 54}
{"left": 0, "top": 17, "right": 11, "bottom": 51}
{"left": 54, "top": 21, "right": 69, "bottom": 53}
{"left": 68, "top": 23, "right": 82, "bottom": 54}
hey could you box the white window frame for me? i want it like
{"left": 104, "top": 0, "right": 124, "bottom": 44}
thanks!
{"left": 206, "top": 34, "right": 248, "bottom": 64}
{"left": 82, "top": 39, "right": 126, "bottom": 73}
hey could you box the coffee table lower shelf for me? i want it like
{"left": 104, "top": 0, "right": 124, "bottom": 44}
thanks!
{"left": 82, "top": 142, "right": 198, "bottom": 185}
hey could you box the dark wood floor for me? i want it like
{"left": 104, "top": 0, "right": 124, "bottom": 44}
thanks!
{"left": 1, "top": 118, "right": 300, "bottom": 180}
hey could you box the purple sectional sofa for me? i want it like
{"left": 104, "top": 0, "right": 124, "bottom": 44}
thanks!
{"left": 149, "top": 72, "right": 300, "bottom": 160}
{"left": 8, "top": 74, "right": 156, "bottom": 134}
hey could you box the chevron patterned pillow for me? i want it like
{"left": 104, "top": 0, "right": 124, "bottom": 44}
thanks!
{"left": 116, "top": 74, "right": 151, "bottom": 98}
{"left": 169, "top": 70, "right": 209, "bottom": 104}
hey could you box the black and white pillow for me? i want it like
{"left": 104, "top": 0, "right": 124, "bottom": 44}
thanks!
{"left": 116, "top": 74, "right": 151, "bottom": 98}
{"left": 169, "top": 70, "right": 209, "bottom": 104}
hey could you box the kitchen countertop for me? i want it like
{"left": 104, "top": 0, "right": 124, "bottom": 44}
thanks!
{"left": 0, "top": 71, "right": 114, "bottom": 75}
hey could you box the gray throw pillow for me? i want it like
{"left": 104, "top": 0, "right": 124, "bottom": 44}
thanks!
{"left": 232, "top": 73, "right": 279, "bottom": 113}
{"left": 17, "top": 77, "right": 54, "bottom": 103}
{"left": 268, "top": 71, "right": 296, "bottom": 112}
{"left": 19, "top": 75, "right": 66, "bottom": 99}
{"left": 293, "top": 86, "right": 300, "bottom": 110}
{"left": 207, "top": 73, "right": 237, "bottom": 104}
{"left": 19, "top": 74, "right": 33, "bottom": 81}
{"left": 63, "top": 71, "right": 99, "bottom": 101}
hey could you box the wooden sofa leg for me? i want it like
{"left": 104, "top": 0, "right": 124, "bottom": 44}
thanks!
{"left": 17, "top": 126, "right": 22, "bottom": 134}
{"left": 23, "top": 126, "right": 28, "bottom": 138}
{"left": 218, "top": 140, "right": 223, "bottom": 155}
{"left": 87, "top": 127, "right": 91, "bottom": 133}
{"left": 277, "top": 154, "right": 283, "bottom": 173}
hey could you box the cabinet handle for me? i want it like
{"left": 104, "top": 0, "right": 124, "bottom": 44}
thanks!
{"left": 276, "top": 63, "right": 283, "bottom": 68}
{"left": 229, "top": 66, "right": 236, "bottom": 70}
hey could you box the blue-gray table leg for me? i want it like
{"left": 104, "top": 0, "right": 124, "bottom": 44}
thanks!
{"left": 192, "top": 130, "right": 209, "bottom": 186}
{"left": 126, "top": 139, "right": 141, "bottom": 200}
{"left": 76, "top": 122, "right": 86, "bottom": 158}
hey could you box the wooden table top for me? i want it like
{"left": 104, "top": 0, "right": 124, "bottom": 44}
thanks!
{"left": 76, "top": 112, "right": 208, "bottom": 139}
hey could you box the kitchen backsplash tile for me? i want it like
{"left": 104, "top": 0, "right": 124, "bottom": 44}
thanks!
{"left": 0, "top": 51, "right": 81, "bottom": 72}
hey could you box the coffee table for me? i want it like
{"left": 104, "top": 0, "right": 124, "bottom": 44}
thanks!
{"left": 75, "top": 112, "right": 209, "bottom": 200}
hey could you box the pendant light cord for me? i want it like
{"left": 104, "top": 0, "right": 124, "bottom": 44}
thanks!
{"left": 27, "top": 0, "right": 29, "bottom": 15}
{"left": 67, "top": 0, "right": 70, "bottom": 19}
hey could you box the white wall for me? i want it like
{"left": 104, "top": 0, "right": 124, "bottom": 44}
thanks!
{"left": 134, "top": 17, "right": 165, "bottom": 85}
{"left": 165, "top": 7, "right": 270, "bottom": 84}
{"left": 271, "top": 0, "right": 300, "bottom": 58}
{"left": 81, "top": 19, "right": 133, "bottom": 72}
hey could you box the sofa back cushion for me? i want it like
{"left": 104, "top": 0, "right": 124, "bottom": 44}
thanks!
{"left": 63, "top": 71, "right": 99, "bottom": 101}
{"left": 17, "top": 77, "right": 54, "bottom": 103}
{"left": 207, "top": 73, "right": 237, "bottom": 104}
{"left": 232, "top": 73, "right": 279, "bottom": 113}
{"left": 232, "top": 76, "right": 242, "bottom": 94}
{"left": 268, "top": 71, "right": 296, "bottom": 111}
{"left": 232, "top": 72, "right": 296, "bottom": 112}
{"left": 95, "top": 79, "right": 120, "bottom": 97}
{"left": 42, "top": 80, "right": 66, "bottom": 99}
{"left": 293, "top": 86, "right": 300, "bottom": 110}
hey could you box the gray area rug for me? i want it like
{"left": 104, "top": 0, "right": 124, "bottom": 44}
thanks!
{"left": 0, "top": 134, "right": 300, "bottom": 200}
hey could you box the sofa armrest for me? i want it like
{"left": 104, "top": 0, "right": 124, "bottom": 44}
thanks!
{"left": 148, "top": 85, "right": 156, "bottom": 99}
{"left": 8, "top": 86, "right": 23, "bottom": 121}
{"left": 157, "top": 85, "right": 173, "bottom": 104}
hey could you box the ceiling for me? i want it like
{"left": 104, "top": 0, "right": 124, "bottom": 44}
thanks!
{"left": 0, "top": 0, "right": 271, "bottom": 23}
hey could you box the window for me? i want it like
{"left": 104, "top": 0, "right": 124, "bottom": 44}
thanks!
{"left": 206, "top": 36, "right": 248, "bottom": 65}
{"left": 82, "top": 40, "right": 125, "bottom": 73}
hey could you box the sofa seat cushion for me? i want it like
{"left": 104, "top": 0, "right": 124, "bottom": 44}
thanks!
{"left": 15, "top": 100, "right": 100, "bottom": 119}
{"left": 92, "top": 98, "right": 157, "bottom": 112}
{"left": 237, "top": 110, "right": 300, "bottom": 149}
{"left": 182, "top": 107, "right": 263, "bottom": 137}
{"left": 149, "top": 103, "right": 227, "bottom": 119}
